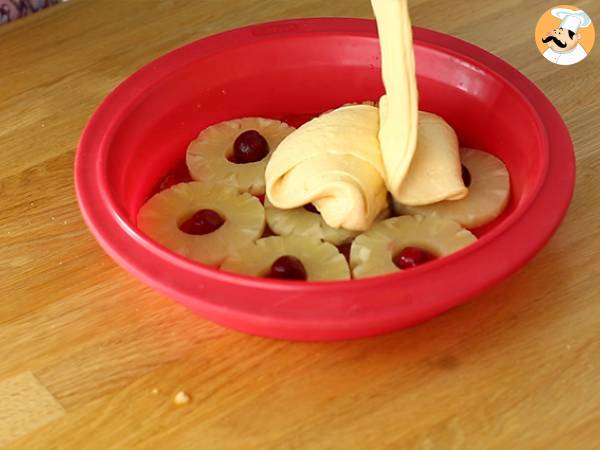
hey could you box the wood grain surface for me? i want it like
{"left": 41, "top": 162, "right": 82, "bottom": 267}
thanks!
{"left": 1, "top": 1, "right": 599, "bottom": 448}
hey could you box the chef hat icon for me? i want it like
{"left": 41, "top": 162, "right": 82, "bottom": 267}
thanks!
{"left": 551, "top": 8, "right": 592, "bottom": 33}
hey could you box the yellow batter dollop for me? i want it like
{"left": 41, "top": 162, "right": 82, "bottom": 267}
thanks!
{"left": 396, "top": 111, "right": 467, "bottom": 205}
{"left": 372, "top": 0, "right": 466, "bottom": 205}
{"left": 266, "top": 0, "right": 466, "bottom": 230}
{"left": 265, "top": 104, "right": 387, "bottom": 231}
{"left": 371, "top": 0, "right": 419, "bottom": 197}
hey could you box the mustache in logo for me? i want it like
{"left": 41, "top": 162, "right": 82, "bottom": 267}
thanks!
{"left": 542, "top": 35, "right": 568, "bottom": 48}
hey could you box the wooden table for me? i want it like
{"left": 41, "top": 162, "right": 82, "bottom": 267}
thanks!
{"left": 1, "top": 1, "right": 599, "bottom": 448}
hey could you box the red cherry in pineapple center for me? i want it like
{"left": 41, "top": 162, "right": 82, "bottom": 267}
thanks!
{"left": 461, "top": 164, "right": 472, "bottom": 187}
{"left": 179, "top": 209, "right": 224, "bottom": 235}
{"left": 393, "top": 246, "right": 436, "bottom": 270}
{"left": 268, "top": 255, "right": 307, "bottom": 280}
{"left": 232, "top": 130, "right": 269, "bottom": 163}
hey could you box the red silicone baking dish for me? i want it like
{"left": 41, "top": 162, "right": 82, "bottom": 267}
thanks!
{"left": 75, "top": 18, "right": 575, "bottom": 341}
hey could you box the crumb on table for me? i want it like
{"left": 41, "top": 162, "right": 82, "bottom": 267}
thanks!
{"left": 173, "top": 391, "right": 190, "bottom": 405}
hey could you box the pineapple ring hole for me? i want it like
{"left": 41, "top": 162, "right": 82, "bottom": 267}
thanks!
{"left": 227, "top": 130, "right": 270, "bottom": 164}
{"left": 392, "top": 246, "right": 438, "bottom": 270}
{"left": 266, "top": 255, "right": 307, "bottom": 281}
{"left": 178, "top": 209, "right": 225, "bottom": 235}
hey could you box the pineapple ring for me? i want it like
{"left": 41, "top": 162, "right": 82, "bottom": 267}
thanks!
{"left": 350, "top": 215, "right": 476, "bottom": 279}
{"left": 186, "top": 117, "right": 295, "bottom": 195}
{"left": 137, "top": 182, "right": 265, "bottom": 267}
{"left": 221, "top": 236, "right": 351, "bottom": 281}
{"left": 393, "top": 148, "right": 510, "bottom": 228}
{"left": 264, "top": 197, "right": 359, "bottom": 245}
